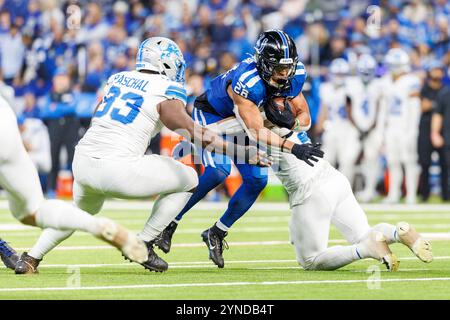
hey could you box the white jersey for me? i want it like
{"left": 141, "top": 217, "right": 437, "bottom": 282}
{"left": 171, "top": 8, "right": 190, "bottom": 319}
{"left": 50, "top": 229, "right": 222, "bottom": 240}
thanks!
{"left": 346, "top": 76, "right": 385, "bottom": 133}
{"left": 319, "top": 81, "right": 349, "bottom": 129}
{"left": 76, "top": 70, "right": 187, "bottom": 159}
{"left": 384, "top": 73, "right": 421, "bottom": 134}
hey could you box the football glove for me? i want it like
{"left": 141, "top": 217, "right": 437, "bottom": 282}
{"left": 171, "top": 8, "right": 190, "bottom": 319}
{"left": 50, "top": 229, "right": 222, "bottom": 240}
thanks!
{"left": 291, "top": 143, "right": 324, "bottom": 167}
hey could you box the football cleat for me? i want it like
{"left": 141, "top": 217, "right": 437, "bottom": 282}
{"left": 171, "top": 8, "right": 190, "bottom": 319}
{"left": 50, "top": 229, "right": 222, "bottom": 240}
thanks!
{"left": 154, "top": 221, "right": 178, "bottom": 254}
{"left": 0, "top": 239, "right": 19, "bottom": 270}
{"left": 361, "top": 230, "right": 399, "bottom": 272}
{"left": 98, "top": 218, "right": 148, "bottom": 264}
{"left": 15, "top": 252, "right": 41, "bottom": 274}
{"left": 123, "top": 240, "right": 169, "bottom": 272}
{"left": 396, "top": 222, "right": 433, "bottom": 263}
{"left": 201, "top": 228, "right": 228, "bottom": 268}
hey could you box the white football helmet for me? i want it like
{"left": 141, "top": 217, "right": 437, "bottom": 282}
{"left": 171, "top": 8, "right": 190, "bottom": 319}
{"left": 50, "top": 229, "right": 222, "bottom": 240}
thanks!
{"left": 135, "top": 37, "right": 186, "bottom": 83}
{"left": 357, "top": 54, "right": 377, "bottom": 82}
{"left": 385, "top": 48, "right": 410, "bottom": 75}
{"left": 329, "top": 58, "right": 349, "bottom": 86}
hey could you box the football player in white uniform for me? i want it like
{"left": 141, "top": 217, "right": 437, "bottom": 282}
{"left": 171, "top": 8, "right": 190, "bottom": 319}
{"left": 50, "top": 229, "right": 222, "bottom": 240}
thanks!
{"left": 318, "top": 58, "right": 361, "bottom": 186}
{"left": 0, "top": 95, "right": 148, "bottom": 273}
{"left": 382, "top": 48, "right": 422, "bottom": 204}
{"left": 195, "top": 98, "right": 432, "bottom": 271}
{"left": 20, "top": 37, "right": 272, "bottom": 273}
{"left": 349, "top": 54, "right": 389, "bottom": 203}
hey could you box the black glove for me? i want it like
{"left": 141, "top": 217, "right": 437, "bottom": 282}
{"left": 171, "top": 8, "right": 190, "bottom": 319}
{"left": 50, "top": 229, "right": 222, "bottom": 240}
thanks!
{"left": 291, "top": 143, "right": 324, "bottom": 167}
{"left": 263, "top": 97, "right": 295, "bottom": 129}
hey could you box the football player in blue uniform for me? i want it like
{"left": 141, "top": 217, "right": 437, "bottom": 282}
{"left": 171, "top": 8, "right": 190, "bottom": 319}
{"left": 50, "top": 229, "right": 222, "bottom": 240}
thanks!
{"left": 0, "top": 238, "right": 19, "bottom": 270}
{"left": 155, "top": 30, "right": 323, "bottom": 268}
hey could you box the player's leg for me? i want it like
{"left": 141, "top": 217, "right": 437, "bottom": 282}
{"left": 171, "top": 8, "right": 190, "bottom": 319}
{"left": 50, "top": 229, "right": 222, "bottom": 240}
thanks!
{"left": 1, "top": 106, "right": 145, "bottom": 254}
{"left": 331, "top": 170, "right": 432, "bottom": 264}
{"left": 404, "top": 138, "right": 419, "bottom": 204}
{"left": 202, "top": 163, "right": 268, "bottom": 268}
{"left": 0, "top": 238, "right": 19, "bottom": 270}
{"left": 337, "top": 127, "right": 361, "bottom": 186}
{"left": 11, "top": 161, "right": 146, "bottom": 274}
{"left": 155, "top": 139, "right": 233, "bottom": 253}
{"left": 322, "top": 130, "right": 338, "bottom": 167}
{"left": 291, "top": 170, "right": 397, "bottom": 271}
{"left": 358, "top": 131, "right": 382, "bottom": 202}
{"left": 418, "top": 134, "right": 432, "bottom": 201}
{"left": 173, "top": 153, "right": 231, "bottom": 223}
{"left": 437, "top": 147, "right": 449, "bottom": 200}
{"left": 16, "top": 179, "right": 106, "bottom": 274}
{"left": 384, "top": 135, "right": 402, "bottom": 203}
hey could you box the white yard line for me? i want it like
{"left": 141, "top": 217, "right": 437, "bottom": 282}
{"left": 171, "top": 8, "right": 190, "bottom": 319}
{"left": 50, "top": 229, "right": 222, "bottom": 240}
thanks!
{"left": 10, "top": 232, "right": 450, "bottom": 252}
{"left": 2, "top": 256, "right": 449, "bottom": 270}
{"left": 1, "top": 277, "right": 450, "bottom": 292}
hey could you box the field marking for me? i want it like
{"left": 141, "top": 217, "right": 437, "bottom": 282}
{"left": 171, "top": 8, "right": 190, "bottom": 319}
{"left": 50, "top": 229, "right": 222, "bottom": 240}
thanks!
{"left": 1, "top": 277, "right": 450, "bottom": 292}
{"left": 2, "top": 256, "right": 450, "bottom": 271}
{"left": 3, "top": 200, "right": 450, "bottom": 212}
{"left": 13, "top": 241, "right": 293, "bottom": 252}
{"left": 10, "top": 232, "right": 450, "bottom": 252}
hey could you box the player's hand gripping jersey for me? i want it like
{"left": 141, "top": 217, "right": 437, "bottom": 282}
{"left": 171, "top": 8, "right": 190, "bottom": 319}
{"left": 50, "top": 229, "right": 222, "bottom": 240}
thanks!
{"left": 76, "top": 70, "right": 187, "bottom": 159}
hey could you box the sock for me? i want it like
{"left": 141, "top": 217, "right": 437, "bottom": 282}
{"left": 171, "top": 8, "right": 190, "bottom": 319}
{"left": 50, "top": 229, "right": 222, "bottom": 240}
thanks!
{"left": 219, "top": 176, "right": 267, "bottom": 228}
{"left": 138, "top": 192, "right": 192, "bottom": 242}
{"left": 34, "top": 200, "right": 103, "bottom": 236}
{"left": 215, "top": 220, "right": 229, "bottom": 233}
{"left": 372, "top": 223, "right": 399, "bottom": 244}
{"left": 306, "top": 245, "right": 360, "bottom": 270}
{"left": 174, "top": 167, "right": 228, "bottom": 222}
{"left": 363, "top": 157, "right": 380, "bottom": 197}
{"left": 28, "top": 228, "right": 74, "bottom": 260}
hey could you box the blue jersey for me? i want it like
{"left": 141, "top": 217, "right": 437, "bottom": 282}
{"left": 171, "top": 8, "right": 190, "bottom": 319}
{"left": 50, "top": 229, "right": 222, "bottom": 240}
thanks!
{"left": 206, "top": 57, "right": 307, "bottom": 118}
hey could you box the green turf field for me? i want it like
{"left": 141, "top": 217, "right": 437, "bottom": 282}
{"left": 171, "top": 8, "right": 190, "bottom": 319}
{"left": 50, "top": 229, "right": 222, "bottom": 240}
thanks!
{"left": 1, "top": 201, "right": 450, "bottom": 300}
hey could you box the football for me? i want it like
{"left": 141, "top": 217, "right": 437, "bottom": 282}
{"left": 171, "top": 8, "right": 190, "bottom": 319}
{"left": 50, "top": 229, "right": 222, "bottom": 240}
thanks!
{"left": 271, "top": 96, "right": 288, "bottom": 112}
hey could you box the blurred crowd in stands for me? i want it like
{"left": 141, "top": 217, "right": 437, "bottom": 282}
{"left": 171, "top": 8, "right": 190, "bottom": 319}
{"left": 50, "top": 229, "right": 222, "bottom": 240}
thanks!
{"left": 1, "top": 0, "right": 450, "bottom": 202}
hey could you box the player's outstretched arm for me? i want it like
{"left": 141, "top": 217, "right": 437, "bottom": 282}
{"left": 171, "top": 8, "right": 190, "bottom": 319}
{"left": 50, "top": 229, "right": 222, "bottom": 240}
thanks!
{"left": 232, "top": 92, "right": 323, "bottom": 166}
{"left": 157, "top": 99, "right": 272, "bottom": 167}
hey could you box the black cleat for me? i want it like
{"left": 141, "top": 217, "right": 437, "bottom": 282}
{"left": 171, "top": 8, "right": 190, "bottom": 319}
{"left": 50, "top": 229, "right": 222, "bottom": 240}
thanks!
{"left": 154, "top": 221, "right": 178, "bottom": 254}
{"left": 124, "top": 241, "right": 169, "bottom": 272}
{"left": 0, "top": 239, "right": 19, "bottom": 270}
{"left": 15, "top": 252, "right": 41, "bottom": 274}
{"left": 201, "top": 228, "right": 228, "bottom": 268}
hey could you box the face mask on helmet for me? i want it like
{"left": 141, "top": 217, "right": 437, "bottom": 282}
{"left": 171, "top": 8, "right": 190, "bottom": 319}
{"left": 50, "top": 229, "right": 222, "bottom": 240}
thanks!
{"left": 268, "top": 63, "right": 296, "bottom": 89}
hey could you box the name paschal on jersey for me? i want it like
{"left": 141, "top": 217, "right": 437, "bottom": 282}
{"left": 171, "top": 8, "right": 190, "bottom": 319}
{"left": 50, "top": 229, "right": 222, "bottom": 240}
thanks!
{"left": 207, "top": 57, "right": 307, "bottom": 118}
{"left": 76, "top": 70, "right": 187, "bottom": 158}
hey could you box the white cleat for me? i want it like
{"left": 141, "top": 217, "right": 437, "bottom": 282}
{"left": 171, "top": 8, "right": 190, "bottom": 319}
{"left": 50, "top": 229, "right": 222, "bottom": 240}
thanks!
{"left": 99, "top": 218, "right": 148, "bottom": 263}
{"left": 396, "top": 222, "right": 433, "bottom": 263}
{"left": 362, "top": 230, "right": 400, "bottom": 272}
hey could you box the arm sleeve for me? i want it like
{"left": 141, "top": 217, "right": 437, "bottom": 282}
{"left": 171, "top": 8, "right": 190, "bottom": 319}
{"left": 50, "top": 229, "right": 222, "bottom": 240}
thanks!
{"left": 161, "top": 81, "right": 188, "bottom": 106}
